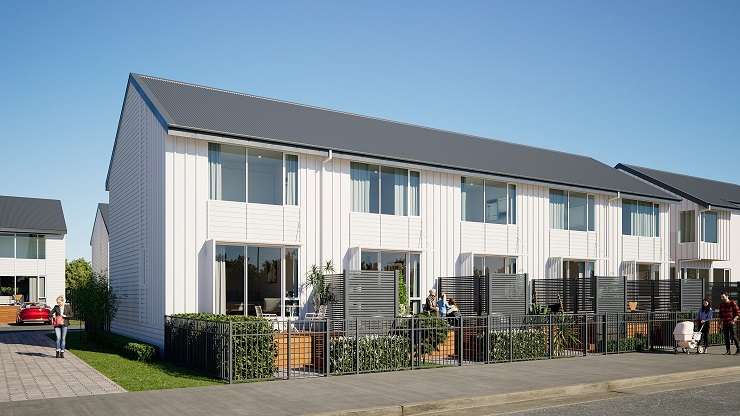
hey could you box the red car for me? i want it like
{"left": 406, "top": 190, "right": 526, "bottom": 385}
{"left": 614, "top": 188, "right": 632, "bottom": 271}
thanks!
{"left": 16, "top": 303, "right": 51, "bottom": 325}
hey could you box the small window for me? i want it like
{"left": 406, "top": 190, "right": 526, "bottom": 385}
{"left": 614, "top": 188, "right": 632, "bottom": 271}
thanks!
{"left": 409, "top": 171, "right": 420, "bottom": 216}
{"left": 0, "top": 234, "right": 13, "bottom": 258}
{"left": 15, "top": 235, "right": 37, "bottom": 259}
{"left": 461, "top": 177, "right": 484, "bottom": 222}
{"left": 549, "top": 190, "right": 567, "bottom": 230}
{"left": 285, "top": 154, "right": 298, "bottom": 206}
{"left": 484, "top": 181, "right": 507, "bottom": 224}
{"left": 701, "top": 211, "right": 718, "bottom": 243}
{"left": 37, "top": 237, "right": 45, "bottom": 260}
{"left": 587, "top": 195, "right": 595, "bottom": 231}
{"left": 360, "top": 250, "right": 379, "bottom": 271}
{"left": 568, "top": 192, "right": 587, "bottom": 231}
{"left": 381, "top": 167, "right": 408, "bottom": 215}
{"left": 351, "top": 163, "right": 380, "bottom": 214}
{"left": 248, "top": 148, "right": 283, "bottom": 205}
{"left": 508, "top": 184, "right": 517, "bottom": 225}
{"left": 680, "top": 211, "right": 696, "bottom": 243}
{"left": 209, "top": 143, "right": 247, "bottom": 202}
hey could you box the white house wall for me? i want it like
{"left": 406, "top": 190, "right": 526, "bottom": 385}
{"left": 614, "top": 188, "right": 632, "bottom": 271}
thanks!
{"left": 90, "top": 210, "right": 109, "bottom": 275}
{"left": 108, "top": 84, "right": 166, "bottom": 347}
{"left": 0, "top": 235, "right": 65, "bottom": 304}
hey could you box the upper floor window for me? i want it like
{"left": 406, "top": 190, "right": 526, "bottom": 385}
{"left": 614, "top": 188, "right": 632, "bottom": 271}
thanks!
{"left": 473, "top": 255, "right": 517, "bottom": 276}
{"left": 208, "top": 143, "right": 298, "bottom": 205}
{"left": 351, "top": 162, "right": 419, "bottom": 216}
{"left": 549, "top": 189, "right": 595, "bottom": 231}
{"left": 461, "top": 178, "right": 516, "bottom": 224}
{"left": 622, "top": 199, "right": 660, "bottom": 237}
{"left": 701, "top": 211, "right": 718, "bottom": 243}
{"left": 0, "top": 234, "right": 45, "bottom": 259}
{"left": 680, "top": 210, "right": 696, "bottom": 243}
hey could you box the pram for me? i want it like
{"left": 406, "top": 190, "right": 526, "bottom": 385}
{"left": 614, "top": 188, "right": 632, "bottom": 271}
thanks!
{"left": 673, "top": 321, "right": 704, "bottom": 354}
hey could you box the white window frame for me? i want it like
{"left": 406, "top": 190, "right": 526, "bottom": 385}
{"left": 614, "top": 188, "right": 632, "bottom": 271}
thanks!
{"left": 461, "top": 177, "right": 517, "bottom": 225}
{"left": 351, "top": 163, "right": 419, "bottom": 217}
{"left": 701, "top": 211, "right": 718, "bottom": 243}
{"left": 472, "top": 254, "right": 518, "bottom": 276}
{"left": 550, "top": 189, "right": 596, "bottom": 232}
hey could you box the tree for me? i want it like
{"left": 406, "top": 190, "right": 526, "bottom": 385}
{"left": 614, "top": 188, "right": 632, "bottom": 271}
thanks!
{"left": 65, "top": 258, "right": 92, "bottom": 301}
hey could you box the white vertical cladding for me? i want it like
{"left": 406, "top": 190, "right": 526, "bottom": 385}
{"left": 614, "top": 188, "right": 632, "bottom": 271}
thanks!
{"left": 699, "top": 209, "right": 730, "bottom": 261}
{"left": 300, "top": 154, "right": 322, "bottom": 309}
{"left": 519, "top": 183, "right": 549, "bottom": 279}
{"left": 714, "top": 212, "right": 740, "bottom": 280}
{"left": 109, "top": 84, "right": 166, "bottom": 346}
{"left": 422, "top": 170, "right": 459, "bottom": 285}
{"left": 90, "top": 211, "right": 110, "bottom": 275}
{"left": 44, "top": 235, "right": 66, "bottom": 303}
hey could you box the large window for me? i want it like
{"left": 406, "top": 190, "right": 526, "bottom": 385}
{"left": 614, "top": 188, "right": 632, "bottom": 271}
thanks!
{"left": 550, "top": 190, "right": 595, "bottom": 231}
{"left": 351, "top": 162, "right": 419, "bottom": 216}
{"left": 217, "top": 244, "right": 299, "bottom": 317}
{"left": 462, "top": 178, "right": 516, "bottom": 224}
{"left": 680, "top": 210, "right": 696, "bottom": 243}
{"left": 473, "top": 255, "right": 517, "bottom": 276}
{"left": 208, "top": 143, "right": 297, "bottom": 205}
{"left": 0, "top": 276, "right": 46, "bottom": 303}
{"left": 0, "top": 234, "right": 45, "bottom": 259}
{"left": 563, "top": 260, "right": 595, "bottom": 279}
{"left": 701, "top": 211, "right": 718, "bottom": 243}
{"left": 622, "top": 199, "right": 660, "bottom": 237}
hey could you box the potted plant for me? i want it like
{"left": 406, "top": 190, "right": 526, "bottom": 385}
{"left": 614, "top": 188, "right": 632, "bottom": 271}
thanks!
{"left": 303, "top": 261, "right": 335, "bottom": 311}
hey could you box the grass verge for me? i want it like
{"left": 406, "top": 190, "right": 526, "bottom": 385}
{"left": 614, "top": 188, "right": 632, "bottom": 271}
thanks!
{"left": 48, "top": 331, "right": 222, "bottom": 391}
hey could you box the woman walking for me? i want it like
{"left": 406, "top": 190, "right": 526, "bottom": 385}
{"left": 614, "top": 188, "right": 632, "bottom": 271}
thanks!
{"left": 697, "top": 298, "right": 713, "bottom": 354}
{"left": 50, "top": 295, "right": 70, "bottom": 358}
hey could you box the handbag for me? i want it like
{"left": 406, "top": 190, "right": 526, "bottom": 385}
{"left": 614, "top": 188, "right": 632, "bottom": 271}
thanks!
{"left": 53, "top": 311, "right": 65, "bottom": 327}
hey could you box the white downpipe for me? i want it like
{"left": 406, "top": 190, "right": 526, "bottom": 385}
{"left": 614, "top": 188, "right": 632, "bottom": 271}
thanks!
{"left": 320, "top": 150, "right": 334, "bottom": 267}
{"left": 607, "top": 192, "right": 621, "bottom": 276}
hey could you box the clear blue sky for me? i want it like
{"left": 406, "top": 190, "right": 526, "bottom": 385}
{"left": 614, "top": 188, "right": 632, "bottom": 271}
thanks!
{"left": 1, "top": 1, "right": 739, "bottom": 261}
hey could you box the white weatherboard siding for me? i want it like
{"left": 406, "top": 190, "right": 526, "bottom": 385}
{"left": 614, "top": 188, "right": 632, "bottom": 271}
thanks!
{"left": 108, "top": 85, "right": 166, "bottom": 346}
{"left": 90, "top": 210, "right": 109, "bottom": 275}
{"left": 713, "top": 212, "right": 740, "bottom": 280}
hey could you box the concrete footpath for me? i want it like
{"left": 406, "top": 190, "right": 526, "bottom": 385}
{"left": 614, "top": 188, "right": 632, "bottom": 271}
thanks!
{"left": 5, "top": 352, "right": 740, "bottom": 416}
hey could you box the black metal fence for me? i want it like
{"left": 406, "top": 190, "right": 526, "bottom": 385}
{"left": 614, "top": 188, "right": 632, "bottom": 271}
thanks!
{"left": 164, "top": 312, "right": 739, "bottom": 384}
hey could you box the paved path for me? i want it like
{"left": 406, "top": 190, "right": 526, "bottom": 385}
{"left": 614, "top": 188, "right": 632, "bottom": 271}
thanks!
{"left": 3, "top": 351, "right": 740, "bottom": 415}
{"left": 0, "top": 331, "right": 123, "bottom": 402}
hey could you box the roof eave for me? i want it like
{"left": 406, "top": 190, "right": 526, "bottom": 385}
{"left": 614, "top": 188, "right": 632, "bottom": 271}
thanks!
{"left": 616, "top": 163, "right": 710, "bottom": 208}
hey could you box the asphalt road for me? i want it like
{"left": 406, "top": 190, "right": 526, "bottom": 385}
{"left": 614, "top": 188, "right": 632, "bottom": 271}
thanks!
{"left": 513, "top": 380, "right": 740, "bottom": 416}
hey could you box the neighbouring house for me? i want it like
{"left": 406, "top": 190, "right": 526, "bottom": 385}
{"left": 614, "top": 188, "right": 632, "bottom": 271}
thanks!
{"left": 105, "top": 74, "right": 679, "bottom": 347}
{"left": 0, "top": 195, "right": 66, "bottom": 323}
{"left": 90, "top": 203, "right": 109, "bottom": 276}
{"left": 616, "top": 164, "right": 740, "bottom": 286}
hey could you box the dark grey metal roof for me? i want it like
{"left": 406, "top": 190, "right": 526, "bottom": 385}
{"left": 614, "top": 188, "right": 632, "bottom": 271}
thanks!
{"left": 0, "top": 195, "right": 67, "bottom": 234}
{"left": 616, "top": 164, "right": 740, "bottom": 211}
{"left": 97, "top": 203, "right": 109, "bottom": 231}
{"left": 121, "top": 73, "right": 678, "bottom": 201}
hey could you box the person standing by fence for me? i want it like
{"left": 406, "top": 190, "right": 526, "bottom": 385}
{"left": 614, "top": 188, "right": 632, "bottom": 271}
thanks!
{"left": 718, "top": 292, "right": 740, "bottom": 355}
{"left": 697, "top": 298, "right": 713, "bottom": 354}
{"left": 50, "top": 295, "right": 71, "bottom": 358}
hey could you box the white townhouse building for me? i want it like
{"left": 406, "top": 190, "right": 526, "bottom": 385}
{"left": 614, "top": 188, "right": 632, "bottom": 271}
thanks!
{"left": 105, "top": 74, "right": 678, "bottom": 346}
{"left": 90, "top": 203, "right": 109, "bottom": 276}
{"left": 0, "top": 195, "right": 66, "bottom": 322}
{"left": 617, "top": 164, "right": 740, "bottom": 285}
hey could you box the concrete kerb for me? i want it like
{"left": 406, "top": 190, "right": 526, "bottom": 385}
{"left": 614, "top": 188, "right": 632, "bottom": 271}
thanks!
{"left": 309, "top": 366, "right": 740, "bottom": 416}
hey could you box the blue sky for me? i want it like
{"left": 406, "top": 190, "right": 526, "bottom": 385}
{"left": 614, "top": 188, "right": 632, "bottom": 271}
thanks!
{"left": 1, "top": 1, "right": 739, "bottom": 260}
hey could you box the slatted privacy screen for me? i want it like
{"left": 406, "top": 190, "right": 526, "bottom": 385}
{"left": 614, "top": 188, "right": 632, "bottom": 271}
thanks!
{"left": 625, "top": 280, "right": 680, "bottom": 312}
{"left": 680, "top": 279, "right": 704, "bottom": 312}
{"left": 325, "top": 273, "right": 345, "bottom": 323}
{"left": 531, "top": 278, "right": 595, "bottom": 313}
{"left": 437, "top": 276, "right": 482, "bottom": 315}
{"left": 488, "top": 274, "right": 528, "bottom": 315}
{"left": 595, "top": 276, "right": 625, "bottom": 314}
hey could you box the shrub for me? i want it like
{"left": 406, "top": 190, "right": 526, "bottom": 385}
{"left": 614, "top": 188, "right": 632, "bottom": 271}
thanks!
{"left": 606, "top": 335, "right": 647, "bottom": 353}
{"left": 168, "top": 313, "right": 277, "bottom": 381}
{"left": 409, "top": 313, "right": 450, "bottom": 355}
{"left": 330, "top": 334, "right": 410, "bottom": 373}
{"left": 484, "top": 328, "right": 548, "bottom": 361}
{"left": 70, "top": 272, "right": 117, "bottom": 334}
{"left": 123, "top": 342, "right": 158, "bottom": 362}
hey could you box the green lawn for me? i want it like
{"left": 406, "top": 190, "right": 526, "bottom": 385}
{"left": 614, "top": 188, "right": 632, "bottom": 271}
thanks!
{"left": 52, "top": 332, "right": 222, "bottom": 391}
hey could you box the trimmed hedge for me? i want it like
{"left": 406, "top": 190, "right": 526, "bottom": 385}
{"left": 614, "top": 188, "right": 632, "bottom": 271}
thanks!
{"left": 168, "top": 313, "right": 277, "bottom": 381}
{"left": 483, "top": 329, "right": 548, "bottom": 361}
{"left": 330, "top": 334, "right": 410, "bottom": 373}
{"left": 85, "top": 332, "right": 160, "bottom": 362}
{"left": 123, "top": 342, "right": 158, "bottom": 362}
{"left": 394, "top": 313, "right": 449, "bottom": 355}
{"left": 606, "top": 335, "right": 647, "bottom": 353}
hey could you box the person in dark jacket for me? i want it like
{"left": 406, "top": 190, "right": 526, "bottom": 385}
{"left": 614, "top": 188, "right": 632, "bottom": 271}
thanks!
{"left": 697, "top": 298, "right": 713, "bottom": 354}
{"left": 718, "top": 292, "right": 740, "bottom": 355}
{"left": 50, "top": 295, "right": 70, "bottom": 358}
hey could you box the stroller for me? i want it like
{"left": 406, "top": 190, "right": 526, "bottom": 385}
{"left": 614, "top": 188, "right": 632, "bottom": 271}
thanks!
{"left": 673, "top": 321, "right": 704, "bottom": 354}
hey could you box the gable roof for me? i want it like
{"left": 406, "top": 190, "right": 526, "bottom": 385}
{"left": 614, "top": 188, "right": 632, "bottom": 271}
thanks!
{"left": 97, "top": 203, "right": 109, "bottom": 231}
{"left": 0, "top": 195, "right": 67, "bottom": 234}
{"left": 110, "top": 73, "right": 678, "bottom": 201}
{"left": 616, "top": 164, "right": 740, "bottom": 211}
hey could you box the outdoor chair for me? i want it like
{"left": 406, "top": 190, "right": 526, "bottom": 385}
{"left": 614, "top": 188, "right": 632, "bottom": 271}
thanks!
{"left": 255, "top": 305, "right": 277, "bottom": 318}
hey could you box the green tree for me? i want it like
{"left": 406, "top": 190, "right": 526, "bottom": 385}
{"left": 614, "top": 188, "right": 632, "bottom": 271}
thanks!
{"left": 65, "top": 258, "right": 92, "bottom": 301}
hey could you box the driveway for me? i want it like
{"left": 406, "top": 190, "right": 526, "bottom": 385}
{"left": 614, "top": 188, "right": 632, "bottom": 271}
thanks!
{"left": 0, "top": 331, "right": 123, "bottom": 402}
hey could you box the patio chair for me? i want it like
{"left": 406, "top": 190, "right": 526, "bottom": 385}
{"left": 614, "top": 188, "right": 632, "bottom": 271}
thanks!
{"left": 305, "top": 304, "right": 327, "bottom": 320}
{"left": 255, "top": 305, "right": 277, "bottom": 318}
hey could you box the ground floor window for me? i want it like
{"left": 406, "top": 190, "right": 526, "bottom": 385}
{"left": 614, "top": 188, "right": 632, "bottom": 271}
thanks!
{"left": 563, "top": 260, "right": 594, "bottom": 279}
{"left": 216, "top": 244, "right": 299, "bottom": 318}
{"left": 0, "top": 276, "right": 45, "bottom": 303}
{"left": 360, "top": 250, "right": 421, "bottom": 314}
{"left": 473, "top": 255, "right": 517, "bottom": 277}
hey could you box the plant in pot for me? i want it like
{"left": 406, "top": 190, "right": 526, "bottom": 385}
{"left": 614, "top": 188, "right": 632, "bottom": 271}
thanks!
{"left": 303, "top": 261, "right": 335, "bottom": 311}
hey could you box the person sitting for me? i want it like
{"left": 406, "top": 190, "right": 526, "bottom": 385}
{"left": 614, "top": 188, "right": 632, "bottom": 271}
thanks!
{"left": 447, "top": 299, "right": 461, "bottom": 318}
{"left": 424, "top": 289, "right": 439, "bottom": 315}
{"left": 437, "top": 292, "right": 450, "bottom": 318}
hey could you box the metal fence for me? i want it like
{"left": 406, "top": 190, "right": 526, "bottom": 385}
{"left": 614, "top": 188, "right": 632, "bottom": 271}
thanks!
{"left": 164, "top": 313, "right": 740, "bottom": 384}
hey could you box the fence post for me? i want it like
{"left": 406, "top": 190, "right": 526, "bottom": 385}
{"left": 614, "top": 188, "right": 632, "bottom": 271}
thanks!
{"left": 325, "top": 318, "right": 330, "bottom": 377}
{"left": 616, "top": 313, "right": 621, "bottom": 354}
{"left": 228, "top": 320, "right": 233, "bottom": 384}
{"left": 583, "top": 314, "right": 588, "bottom": 356}
{"left": 508, "top": 315, "right": 513, "bottom": 362}
{"left": 410, "top": 316, "right": 415, "bottom": 369}
{"left": 458, "top": 317, "right": 464, "bottom": 366}
{"left": 603, "top": 313, "right": 608, "bottom": 355}
{"left": 355, "top": 318, "right": 360, "bottom": 375}
{"left": 485, "top": 314, "right": 491, "bottom": 364}
{"left": 647, "top": 313, "right": 653, "bottom": 351}
{"left": 287, "top": 320, "right": 291, "bottom": 380}
{"left": 548, "top": 314, "right": 553, "bottom": 359}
